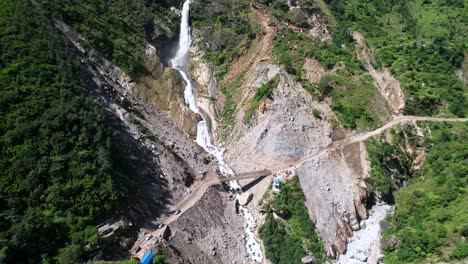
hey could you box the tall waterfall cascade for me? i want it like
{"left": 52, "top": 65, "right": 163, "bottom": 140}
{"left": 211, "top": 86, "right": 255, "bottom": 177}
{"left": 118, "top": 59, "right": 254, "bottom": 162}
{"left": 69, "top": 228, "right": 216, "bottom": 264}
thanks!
{"left": 169, "top": 0, "right": 264, "bottom": 261}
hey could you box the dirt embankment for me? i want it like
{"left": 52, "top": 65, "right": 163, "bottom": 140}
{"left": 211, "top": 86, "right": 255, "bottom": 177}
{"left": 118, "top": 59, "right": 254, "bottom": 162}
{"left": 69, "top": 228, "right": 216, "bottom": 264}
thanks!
{"left": 353, "top": 31, "right": 406, "bottom": 116}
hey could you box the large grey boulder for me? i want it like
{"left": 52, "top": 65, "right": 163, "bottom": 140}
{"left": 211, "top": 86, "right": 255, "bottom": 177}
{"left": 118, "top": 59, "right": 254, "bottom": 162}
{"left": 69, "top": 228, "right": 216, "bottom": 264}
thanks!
{"left": 301, "top": 255, "right": 315, "bottom": 264}
{"left": 238, "top": 192, "right": 254, "bottom": 206}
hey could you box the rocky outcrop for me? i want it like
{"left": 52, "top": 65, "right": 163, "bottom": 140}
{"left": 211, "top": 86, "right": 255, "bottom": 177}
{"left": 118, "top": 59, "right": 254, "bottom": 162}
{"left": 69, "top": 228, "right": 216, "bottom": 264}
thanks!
{"left": 191, "top": 58, "right": 220, "bottom": 133}
{"left": 303, "top": 58, "right": 326, "bottom": 83}
{"left": 238, "top": 192, "right": 254, "bottom": 206}
{"left": 306, "top": 12, "right": 331, "bottom": 42}
{"left": 296, "top": 142, "right": 370, "bottom": 257}
{"left": 134, "top": 45, "right": 201, "bottom": 136}
{"left": 455, "top": 52, "right": 468, "bottom": 85}
{"left": 226, "top": 64, "right": 333, "bottom": 171}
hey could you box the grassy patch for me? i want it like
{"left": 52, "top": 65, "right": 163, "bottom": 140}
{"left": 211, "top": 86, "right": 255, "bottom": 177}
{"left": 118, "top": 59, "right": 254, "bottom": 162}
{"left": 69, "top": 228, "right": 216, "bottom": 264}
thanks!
{"left": 328, "top": 73, "right": 383, "bottom": 130}
{"left": 219, "top": 70, "right": 247, "bottom": 136}
{"left": 259, "top": 177, "right": 326, "bottom": 264}
{"left": 243, "top": 75, "right": 280, "bottom": 123}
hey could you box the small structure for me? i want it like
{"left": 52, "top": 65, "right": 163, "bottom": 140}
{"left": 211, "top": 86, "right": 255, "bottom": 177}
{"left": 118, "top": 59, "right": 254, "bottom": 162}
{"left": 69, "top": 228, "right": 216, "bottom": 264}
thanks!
{"left": 140, "top": 252, "right": 155, "bottom": 264}
{"left": 272, "top": 178, "right": 281, "bottom": 193}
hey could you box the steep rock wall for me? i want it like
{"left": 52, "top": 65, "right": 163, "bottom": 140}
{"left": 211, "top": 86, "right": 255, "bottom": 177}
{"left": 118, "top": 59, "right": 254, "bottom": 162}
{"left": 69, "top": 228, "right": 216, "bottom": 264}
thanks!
{"left": 134, "top": 45, "right": 200, "bottom": 136}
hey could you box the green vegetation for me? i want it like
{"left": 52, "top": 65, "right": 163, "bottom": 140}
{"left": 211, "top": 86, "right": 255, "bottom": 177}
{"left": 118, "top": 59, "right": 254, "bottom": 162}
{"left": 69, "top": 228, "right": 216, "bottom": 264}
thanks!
{"left": 0, "top": 1, "right": 132, "bottom": 262}
{"left": 152, "top": 250, "right": 170, "bottom": 264}
{"left": 43, "top": 0, "right": 178, "bottom": 78}
{"left": 272, "top": 28, "right": 384, "bottom": 130}
{"left": 366, "top": 137, "right": 413, "bottom": 203}
{"left": 366, "top": 122, "right": 467, "bottom": 263}
{"left": 191, "top": 0, "right": 256, "bottom": 79}
{"left": 259, "top": 177, "right": 326, "bottom": 264}
{"left": 273, "top": 28, "right": 359, "bottom": 77}
{"left": 327, "top": 73, "right": 383, "bottom": 130}
{"left": 325, "top": 0, "right": 467, "bottom": 117}
{"left": 312, "top": 109, "right": 322, "bottom": 119}
{"left": 219, "top": 70, "right": 247, "bottom": 134}
{"left": 244, "top": 75, "right": 280, "bottom": 123}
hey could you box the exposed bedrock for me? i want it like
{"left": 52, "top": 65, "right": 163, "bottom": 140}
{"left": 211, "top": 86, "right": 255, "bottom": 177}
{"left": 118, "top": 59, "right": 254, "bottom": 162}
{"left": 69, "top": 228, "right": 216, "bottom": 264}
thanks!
{"left": 227, "top": 64, "right": 333, "bottom": 171}
{"left": 133, "top": 45, "right": 201, "bottom": 136}
{"left": 296, "top": 142, "right": 370, "bottom": 257}
{"left": 223, "top": 62, "right": 372, "bottom": 258}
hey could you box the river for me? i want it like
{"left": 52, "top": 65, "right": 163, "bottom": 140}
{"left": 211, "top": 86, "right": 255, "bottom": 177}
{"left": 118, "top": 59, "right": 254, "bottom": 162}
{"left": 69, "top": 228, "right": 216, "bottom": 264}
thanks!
{"left": 169, "top": 0, "right": 264, "bottom": 261}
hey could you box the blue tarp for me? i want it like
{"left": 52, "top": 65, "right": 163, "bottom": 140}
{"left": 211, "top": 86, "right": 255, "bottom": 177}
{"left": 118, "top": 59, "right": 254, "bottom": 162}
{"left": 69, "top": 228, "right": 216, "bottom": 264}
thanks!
{"left": 274, "top": 178, "right": 281, "bottom": 184}
{"left": 140, "top": 252, "right": 155, "bottom": 264}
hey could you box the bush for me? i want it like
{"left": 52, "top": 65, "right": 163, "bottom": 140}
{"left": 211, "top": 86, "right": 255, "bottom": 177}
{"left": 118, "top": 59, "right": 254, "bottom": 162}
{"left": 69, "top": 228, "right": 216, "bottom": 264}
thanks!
{"left": 451, "top": 242, "right": 468, "bottom": 260}
{"left": 312, "top": 109, "right": 322, "bottom": 119}
{"left": 244, "top": 75, "right": 280, "bottom": 122}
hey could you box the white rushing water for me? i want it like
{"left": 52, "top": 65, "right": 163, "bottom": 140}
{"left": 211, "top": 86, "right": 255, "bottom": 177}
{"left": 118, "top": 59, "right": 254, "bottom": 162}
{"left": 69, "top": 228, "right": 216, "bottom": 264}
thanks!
{"left": 170, "top": 1, "right": 263, "bottom": 261}
{"left": 336, "top": 203, "right": 394, "bottom": 264}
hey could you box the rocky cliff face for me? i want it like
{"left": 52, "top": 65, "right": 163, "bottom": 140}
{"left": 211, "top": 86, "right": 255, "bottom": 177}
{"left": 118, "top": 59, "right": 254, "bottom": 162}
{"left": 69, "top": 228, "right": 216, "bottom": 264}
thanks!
{"left": 191, "top": 58, "right": 221, "bottom": 134}
{"left": 296, "top": 142, "right": 370, "bottom": 256}
{"left": 221, "top": 63, "right": 372, "bottom": 257}
{"left": 134, "top": 45, "right": 201, "bottom": 136}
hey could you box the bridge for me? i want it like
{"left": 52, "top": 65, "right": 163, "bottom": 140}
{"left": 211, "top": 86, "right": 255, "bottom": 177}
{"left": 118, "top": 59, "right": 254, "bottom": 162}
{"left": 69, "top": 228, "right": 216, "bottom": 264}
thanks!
{"left": 218, "top": 169, "right": 272, "bottom": 182}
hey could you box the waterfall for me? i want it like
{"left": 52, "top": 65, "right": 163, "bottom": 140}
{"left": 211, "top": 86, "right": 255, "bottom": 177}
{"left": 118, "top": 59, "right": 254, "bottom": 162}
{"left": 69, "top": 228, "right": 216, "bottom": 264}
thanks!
{"left": 170, "top": 1, "right": 263, "bottom": 261}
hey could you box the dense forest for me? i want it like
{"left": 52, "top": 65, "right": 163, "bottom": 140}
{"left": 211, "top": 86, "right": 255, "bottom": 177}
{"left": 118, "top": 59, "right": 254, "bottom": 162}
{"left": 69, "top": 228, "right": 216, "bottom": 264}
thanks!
{"left": 42, "top": 0, "right": 180, "bottom": 78}
{"left": 0, "top": 0, "right": 132, "bottom": 262}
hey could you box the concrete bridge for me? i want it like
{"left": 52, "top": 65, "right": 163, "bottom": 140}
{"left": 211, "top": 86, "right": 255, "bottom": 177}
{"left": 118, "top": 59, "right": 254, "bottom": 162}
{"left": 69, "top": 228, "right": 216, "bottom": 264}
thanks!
{"left": 218, "top": 169, "right": 272, "bottom": 182}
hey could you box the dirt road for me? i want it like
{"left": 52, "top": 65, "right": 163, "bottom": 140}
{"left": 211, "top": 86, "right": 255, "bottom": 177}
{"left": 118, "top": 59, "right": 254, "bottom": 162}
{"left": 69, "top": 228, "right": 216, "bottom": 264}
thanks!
{"left": 131, "top": 115, "right": 466, "bottom": 257}
{"left": 270, "top": 115, "right": 468, "bottom": 173}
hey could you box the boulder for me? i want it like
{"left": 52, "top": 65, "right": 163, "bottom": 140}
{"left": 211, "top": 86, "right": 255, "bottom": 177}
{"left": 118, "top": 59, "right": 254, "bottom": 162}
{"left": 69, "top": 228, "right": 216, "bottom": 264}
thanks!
{"left": 301, "top": 255, "right": 315, "bottom": 264}
{"left": 238, "top": 192, "right": 253, "bottom": 206}
{"left": 162, "top": 226, "right": 171, "bottom": 241}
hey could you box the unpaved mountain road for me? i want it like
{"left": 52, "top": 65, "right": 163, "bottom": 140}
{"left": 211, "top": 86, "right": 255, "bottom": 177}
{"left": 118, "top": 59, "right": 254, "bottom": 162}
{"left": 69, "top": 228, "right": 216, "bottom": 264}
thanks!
{"left": 270, "top": 115, "right": 468, "bottom": 173}
{"left": 132, "top": 115, "right": 467, "bottom": 257}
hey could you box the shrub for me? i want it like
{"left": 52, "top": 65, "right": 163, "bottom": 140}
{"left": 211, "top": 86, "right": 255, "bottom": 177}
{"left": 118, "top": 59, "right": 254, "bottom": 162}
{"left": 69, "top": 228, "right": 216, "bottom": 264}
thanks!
{"left": 312, "top": 109, "right": 322, "bottom": 119}
{"left": 244, "top": 75, "right": 280, "bottom": 122}
{"left": 451, "top": 242, "right": 468, "bottom": 260}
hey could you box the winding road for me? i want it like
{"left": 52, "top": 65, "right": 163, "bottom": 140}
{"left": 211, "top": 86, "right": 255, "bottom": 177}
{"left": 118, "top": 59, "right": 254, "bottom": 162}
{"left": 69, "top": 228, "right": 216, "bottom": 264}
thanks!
{"left": 131, "top": 115, "right": 466, "bottom": 257}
